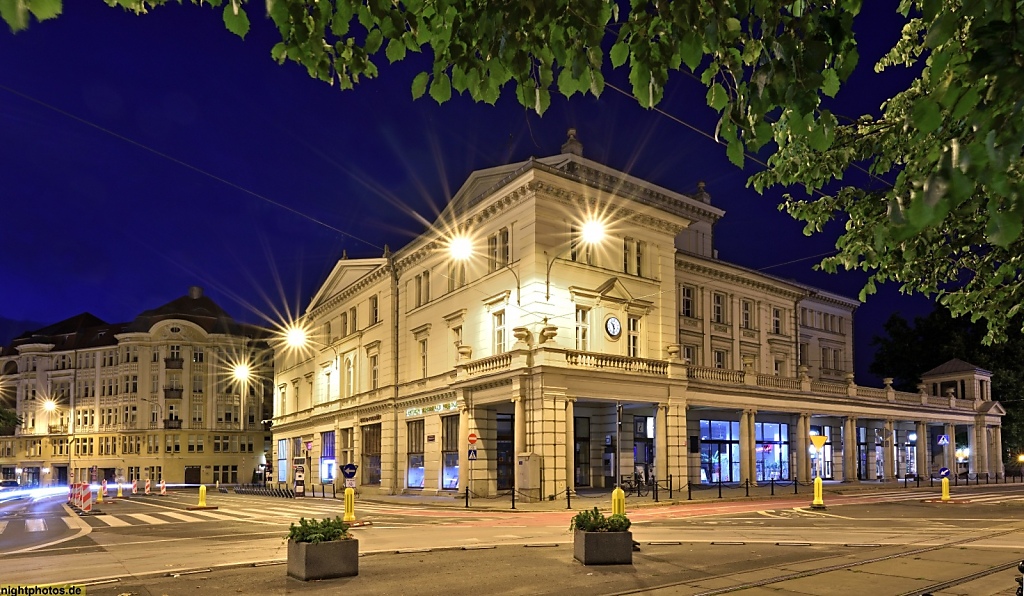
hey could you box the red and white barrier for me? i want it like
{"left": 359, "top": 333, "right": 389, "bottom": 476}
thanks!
{"left": 131, "top": 480, "right": 138, "bottom": 495}
{"left": 145, "top": 479, "right": 151, "bottom": 495}
{"left": 160, "top": 480, "right": 166, "bottom": 496}
{"left": 101, "top": 479, "right": 107, "bottom": 497}
{"left": 81, "top": 485, "right": 92, "bottom": 513}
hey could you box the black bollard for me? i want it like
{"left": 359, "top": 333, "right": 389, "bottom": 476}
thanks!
{"left": 718, "top": 477, "right": 723, "bottom": 499}
{"left": 465, "top": 486, "right": 470, "bottom": 508}
{"left": 745, "top": 478, "right": 749, "bottom": 497}
{"left": 794, "top": 476, "right": 799, "bottom": 495}
{"left": 771, "top": 478, "right": 775, "bottom": 496}
{"left": 669, "top": 474, "right": 673, "bottom": 500}
{"left": 654, "top": 478, "right": 659, "bottom": 503}
{"left": 567, "top": 488, "right": 572, "bottom": 510}
{"left": 511, "top": 487, "right": 516, "bottom": 510}
{"left": 687, "top": 481, "right": 692, "bottom": 501}
{"left": 916, "top": 475, "right": 920, "bottom": 488}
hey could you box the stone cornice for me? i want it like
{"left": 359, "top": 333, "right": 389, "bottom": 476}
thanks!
{"left": 677, "top": 257, "right": 806, "bottom": 300}
{"left": 531, "top": 180, "right": 689, "bottom": 236}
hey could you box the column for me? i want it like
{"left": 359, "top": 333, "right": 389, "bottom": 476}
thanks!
{"left": 796, "top": 413, "right": 810, "bottom": 482}
{"left": 514, "top": 397, "right": 526, "bottom": 455}
{"left": 565, "top": 398, "right": 575, "bottom": 495}
{"left": 976, "top": 423, "right": 989, "bottom": 478}
{"left": 967, "top": 423, "right": 978, "bottom": 476}
{"left": 883, "top": 420, "right": 895, "bottom": 480}
{"left": 739, "top": 410, "right": 752, "bottom": 483}
{"left": 843, "top": 416, "right": 857, "bottom": 482}
{"left": 944, "top": 423, "right": 956, "bottom": 473}
{"left": 915, "top": 421, "right": 928, "bottom": 478}
{"left": 655, "top": 404, "right": 667, "bottom": 485}
{"left": 747, "top": 409, "right": 758, "bottom": 486}
{"left": 458, "top": 404, "right": 469, "bottom": 492}
{"left": 865, "top": 424, "right": 877, "bottom": 480}
{"left": 666, "top": 399, "right": 688, "bottom": 487}
{"left": 993, "top": 426, "right": 1004, "bottom": 476}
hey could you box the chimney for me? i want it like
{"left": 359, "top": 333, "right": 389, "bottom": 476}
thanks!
{"left": 561, "top": 128, "right": 583, "bottom": 156}
{"left": 188, "top": 286, "right": 203, "bottom": 299}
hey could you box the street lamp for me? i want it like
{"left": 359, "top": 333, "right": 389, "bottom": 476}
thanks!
{"left": 448, "top": 235, "right": 523, "bottom": 305}
{"left": 544, "top": 219, "right": 605, "bottom": 301}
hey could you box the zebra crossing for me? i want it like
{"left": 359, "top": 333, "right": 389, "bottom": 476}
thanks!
{"left": 0, "top": 516, "right": 80, "bottom": 535}
{"left": 841, "top": 488, "right": 1024, "bottom": 504}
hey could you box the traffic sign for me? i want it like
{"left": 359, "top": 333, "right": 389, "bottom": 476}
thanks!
{"left": 810, "top": 435, "right": 828, "bottom": 450}
{"left": 468, "top": 449, "right": 478, "bottom": 461}
{"left": 937, "top": 434, "right": 950, "bottom": 446}
{"left": 468, "top": 433, "right": 478, "bottom": 445}
{"left": 939, "top": 467, "right": 950, "bottom": 478}
{"left": 341, "top": 463, "right": 358, "bottom": 479}
{"left": 345, "top": 478, "right": 356, "bottom": 489}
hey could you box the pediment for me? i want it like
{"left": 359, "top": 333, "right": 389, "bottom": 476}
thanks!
{"left": 307, "top": 258, "right": 385, "bottom": 313}
{"left": 569, "top": 277, "right": 653, "bottom": 312}
{"left": 978, "top": 401, "right": 1007, "bottom": 416}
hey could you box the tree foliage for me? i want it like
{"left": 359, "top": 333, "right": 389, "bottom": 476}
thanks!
{"left": 870, "top": 305, "right": 1024, "bottom": 460}
{"left": 4, "top": 1, "right": 1023, "bottom": 342}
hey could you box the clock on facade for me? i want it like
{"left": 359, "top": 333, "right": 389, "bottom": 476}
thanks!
{"left": 605, "top": 316, "right": 622, "bottom": 338}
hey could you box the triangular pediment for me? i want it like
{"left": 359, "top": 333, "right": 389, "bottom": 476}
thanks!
{"left": 307, "top": 258, "right": 386, "bottom": 313}
{"left": 977, "top": 401, "right": 1007, "bottom": 416}
{"left": 569, "top": 277, "right": 653, "bottom": 313}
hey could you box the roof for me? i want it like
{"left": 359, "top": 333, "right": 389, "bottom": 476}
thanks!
{"left": 920, "top": 358, "right": 992, "bottom": 378}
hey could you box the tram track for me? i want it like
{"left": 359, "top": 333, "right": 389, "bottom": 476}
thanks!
{"left": 609, "top": 523, "right": 1024, "bottom": 596}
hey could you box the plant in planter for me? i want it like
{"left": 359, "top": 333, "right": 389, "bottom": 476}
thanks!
{"left": 569, "top": 507, "right": 633, "bottom": 565}
{"left": 287, "top": 516, "right": 358, "bottom": 581}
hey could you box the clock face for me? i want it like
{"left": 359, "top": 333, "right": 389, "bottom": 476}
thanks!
{"left": 606, "top": 316, "right": 622, "bottom": 338}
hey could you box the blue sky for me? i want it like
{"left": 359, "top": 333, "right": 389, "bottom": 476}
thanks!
{"left": 0, "top": 2, "right": 935, "bottom": 382}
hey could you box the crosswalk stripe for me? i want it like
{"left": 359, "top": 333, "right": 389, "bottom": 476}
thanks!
{"left": 94, "top": 515, "right": 133, "bottom": 527}
{"left": 178, "top": 510, "right": 239, "bottom": 521}
{"left": 213, "top": 508, "right": 262, "bottom": 518}
{"left": 126, "top": 514, "right": 168, "bottom": 525}
{"left": 0, "top": 521, "right": 7, "bottom": 535}
{"left": 156, "top": 511, "right": 207, "bottom": 523}
{"left": 25, "top": 519, "right": 47, "bottom": 532}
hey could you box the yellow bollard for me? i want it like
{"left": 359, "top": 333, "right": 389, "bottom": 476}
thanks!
{"left": 343, "top": 487, "right": 356, "bottom": 522}
{"left": 611, "top": 487, "right": 626, "bottom": 516}
{"left": 941, "top": 477, "right": 950, "bottom": 501}
{"left": 811, "top": 477, "right": 826, "bottom": 509}
{"left": 198, "top": 484, "right": 207, "bottom": 508}
{"left": 98, "top": 481, "right": 105, "bottom": 504}
{"left": 117, "top": 483, "right": 123, "bottom": 498}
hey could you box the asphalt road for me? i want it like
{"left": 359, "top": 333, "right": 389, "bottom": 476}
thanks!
{"left": 3, "top": 483, "right": 1024, "bottom": 594}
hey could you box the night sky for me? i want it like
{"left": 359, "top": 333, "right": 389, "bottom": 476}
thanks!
{"left": 0, "top": 2, "right": 934, "bottom": 383}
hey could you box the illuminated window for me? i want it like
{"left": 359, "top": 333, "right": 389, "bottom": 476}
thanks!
{"left": 575, "top": 307, "right": 590, "bottom": 351}
{"left": 493, "top": 311, "right": 506, "bottom": 355}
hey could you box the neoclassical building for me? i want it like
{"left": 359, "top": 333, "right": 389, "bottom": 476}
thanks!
{"left": 0, "top": 287, "right": 273, "bottom": 486}
{"left": 271, "top": 131, "right": 1005, "bottom": 499}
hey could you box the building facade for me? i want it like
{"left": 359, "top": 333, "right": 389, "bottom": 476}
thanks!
{"left": 271, "top": 131, "right": 1005, "bottom": 500}
{"left": 0, "top": 287, "right": 273, "bottom": 487}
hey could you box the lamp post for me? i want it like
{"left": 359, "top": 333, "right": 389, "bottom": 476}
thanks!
{"left": 544, "top": 219, "right": 605, "bottom": 301}
{"left": 448, "top": 236, "right": 523, "bottom": 305}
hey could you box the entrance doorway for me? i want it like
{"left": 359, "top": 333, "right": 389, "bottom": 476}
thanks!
{"left": 496, "top": 414, "right": 513, "bottom": 490}
{"left": 54, "top": 465, "right": 68, "bottom": 485}
{"left": 574, "top": 416, "right": 591, "bottom": 487}
{"left": 184, "top": 466, "right": 201, "bottom": 484}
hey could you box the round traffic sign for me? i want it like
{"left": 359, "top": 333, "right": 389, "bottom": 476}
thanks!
{"left": 468, "top": 433, "right": 478, "bottom": 445}
{"left": 939, "top": 467, "right": 950, "bottom": 478}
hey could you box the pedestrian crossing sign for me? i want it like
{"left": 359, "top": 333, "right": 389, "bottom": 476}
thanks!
{"left": 468, "top": 449, "right": 478, "bottom": 461}
{"left": 938, "top": 434, "right": 950, "bottom": 445}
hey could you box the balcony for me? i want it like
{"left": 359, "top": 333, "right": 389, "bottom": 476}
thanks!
{"left": 164, "top": 357, "right": 184, "bottom": 370}
{"left": 164, "top": 387, "right": 184, "bottom": 399}
{"left": 164, "top": 419, "right": 182, "bottom": 429}
{"left": 47, "top": 425, "right": 68, "bottom": 434}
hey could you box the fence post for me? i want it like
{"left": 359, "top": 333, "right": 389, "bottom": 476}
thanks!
{"left": 567, "top": 488, "right": 572, "bottom": 510}
{"left": 745, "top": 478, "right": 749, "bottom": 497}
{"left": 904, "top": 475, "right": 908, "bottom": 488}
{"left": 794, "top": 476, "right": 799, "bottom": 495}
{"left": 986, "top": 472, "right": 990, "bottom": 484}
{"left": 687, "top": 481, "right": 692, "bottom": 501}
{"left": 465, "top": 486, "right": 470, "bottom": 508}
{"left": 770, "top": 478, "right": 775, "bottom": 496}
{"left": 654, "top": 478, "right": 659, "bottom": 503}
{"left": 511, "top": 487, "right": 516, "bottom": 510}
{"left": 669, "top": 474, "right": 673, "bottom": 500}
{"left": 916, "top": 475, "right": 920, "bottom": 488}
{"left": 717, "top": 477, "right": 723, "bottom": 499}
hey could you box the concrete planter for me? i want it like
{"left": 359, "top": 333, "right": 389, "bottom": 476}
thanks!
{"left": 287, "top": 538, "right": 359, "bottom": 581}
{"left": 573, "top": 530, "right": 633, "bottom": 565}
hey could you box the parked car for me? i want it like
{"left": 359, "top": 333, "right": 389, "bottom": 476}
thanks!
{"left": 0, "top": 479, "right": 21, "bottom": 492}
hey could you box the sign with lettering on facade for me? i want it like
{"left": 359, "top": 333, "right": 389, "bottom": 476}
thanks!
{"left": 405, "top": 401, "right": 458, "bottom": 419}
{"left": 937, "top": 434, "right": 950, "bottom": 446}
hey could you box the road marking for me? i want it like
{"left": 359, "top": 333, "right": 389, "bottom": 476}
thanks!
{"left": 0, "top": 521, "right": 7, "bottom": 535}
{"left": 93, "top": 515, "right": 132, "bottom": 527}
{"left": 184, "top": 510, "right": 248, "bottom": 521}
{"left": 757, "top": 510, "right": 782, "bottom": 518}
{"left": 155, "top": 511, "right": 207, "bottom": 523}
{"left": 126, "top": 514, "right": 168, "bottom": 525}
{"left": 25, "top": 519, "right": 47, "bottom": 532}
{"left": 792, "top": 507, "right": 853, "bottom": 519}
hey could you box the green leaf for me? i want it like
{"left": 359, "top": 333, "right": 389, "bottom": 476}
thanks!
{"left": 725, "top": 17, "right": 741, "bottom": 33}
{"left": 429, "top": 72, "right": 452, "bottom": 104}
{"left": 706, "top": 82, "right": 728, "bottom": 112}
{"left": 411, "top": 72, "right": 430, "bottom": 99}
{"left": 988, "top": 205, "right": 1024, "bottom": 248}
{"left": 610, "top": 41, "right": 629, "bottom": 68}
{"left": 331, "top": 5, "right": 352, "bottom": 37}
{"left": 222, "top": 3, "right": 250, "bottom": 39}
{"left": 726, "top": 137, "right": 744, "bottom": 167}
{"left": 911, "top": 97, "right": 941, "bottom": 134}
{"left": 680, "top": 32, "right": 702, "bottom": 71}
{"left": 1, "top": 0, "right": 29, "bottom": 32}
{"left": 925, "top": 12, "right": 956, "bottom": 49}
{"left": 557, "top": 67, "right": 578, "bottom": 98}
{"left": 271, "top": 42, "right": 288, "bottom": 63}
{"left": 385, "top": 39, "right": 406, "bottom": 62}
{"left": 821, "top": 69, "right": 840, "bottom": 98}
{"left": 365, "top": 29, "right": 384, "bottom": 54}
{"left": 27, "top": 0, "right": 61, "bottom": 21}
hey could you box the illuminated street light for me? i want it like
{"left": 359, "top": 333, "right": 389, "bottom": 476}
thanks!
{"left": 233, "top": 363, "right": 252, "bottom": 382}
{"left": 285, "top": 326, "right": 308, "bottom": 349}
{"left": 1017, "top": 454, "right": 1024, "bottom": 464}
{"left": 580, "top": 220, "right": 605, "bottom": 244}
{"left": 42, "top": 399, "right": 57, "bottom": 413}
{"left": 448, "top": 234, "right": 522, "bottom": 305}
{"left": 545, "top": 219, "right": 606, "bottom": 300}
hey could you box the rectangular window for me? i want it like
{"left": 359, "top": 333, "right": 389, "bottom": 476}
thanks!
{"left": 362, "top": 424, "right": 382, "bottom": 485}
{"left": 369, "top": 295, "right": 379, "bottom": 324}
{"left": 407, "top": 420, "right": 425, "bottom": 489}
{"left": 448, "top": 262, "right": 467, "bottom": 291}
{"left": 799, "top": 343, "right": 809, "bottom": 365}
{"left": 680, "top": 285, "right": 694, "bottom": 318}
{"left": 682, "top": 345, "right": 697, "bottom": 365}
{"left": 741, "top": 300, "right": 752, "bottom": 329}
{"left": 821, "top": 347, "right": 831, "bottom": 370}
{"left": 320, "top": 430, "right": 336, "bottom": 483}
{"left": 627, "top": 316, "right": 641, "bottom": 358}
{"left": 419, "top": 339, "right": 428, "bottom": 378}
{"left": 488, "top": 227, "right": 510, "bottom": 271}
{"left": 713, "top": 349, "right": 727, "bottom": 369}
{"left": 713, "top": 293, "right": 725, "bottom": 324}
{"left": 575, "top": 307, "right": 590, "bottom": 351}
{"left": 772, "top": 308, "right": 782, "bottom": 334}
{"left": 277, "top": 439, "right": 287, "bottom": 482}
{"left": 341, "top": 312, "right": 349, "bottom": 336}
{"left": 493, "top": 311, "right": 506, "bottom": 355}
{"left": 349, "top": 307, "right": 357, "bottom": 333}
{"left": 340, "top": 428, "right": 354, "bottom": 466}
{"left": 369, "top": 355, "right": 379, "bottom": 390}
{"left": 441, "top": 415, "right": 459, "bottom": 490}
{"left": 570, "top": 224, "right": 593, "bottom": 264}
